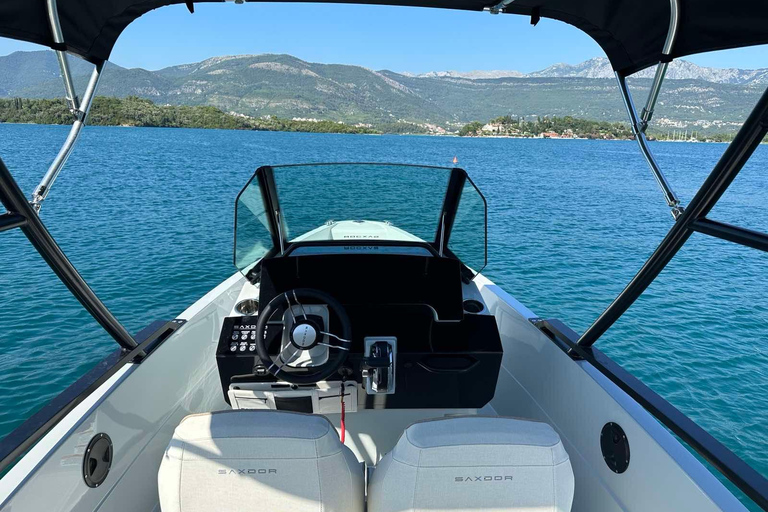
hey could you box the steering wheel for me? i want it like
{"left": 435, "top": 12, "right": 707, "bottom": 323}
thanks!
{"left": 254, "top": 288, "right": 352, "bottom": 384}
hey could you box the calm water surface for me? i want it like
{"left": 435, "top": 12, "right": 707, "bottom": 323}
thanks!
{"left": 0, "top": 125, "right": 766, "bottom": 506}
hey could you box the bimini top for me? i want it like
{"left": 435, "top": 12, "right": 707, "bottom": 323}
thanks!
{"left": 1, "top": 0, "right": 767, "bottom": 75}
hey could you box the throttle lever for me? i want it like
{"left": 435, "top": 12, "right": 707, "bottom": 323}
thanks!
{"left": 361, "top": 355, "right": 390, "bottom": 369}
{"left": 362, "top": 338, "right": 396, "bottom": 395}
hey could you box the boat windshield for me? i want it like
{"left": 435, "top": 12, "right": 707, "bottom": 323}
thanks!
{"left": 235, "top": 163, "right": 486, "bottom": 274}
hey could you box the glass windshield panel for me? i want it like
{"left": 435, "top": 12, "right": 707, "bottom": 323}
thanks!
{"left": 271, "top": 163, "right": 451, "bottom": 243}
{"left": 449, "top": 178, "right": 487, "bottom": 273}
{"left": 234, "top": 163, "right": 488, "bottom": 275}
{"left": 235, "top": 177, "right": 272, "bottom": 273}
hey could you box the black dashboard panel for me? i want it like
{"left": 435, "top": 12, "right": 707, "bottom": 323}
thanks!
{"left": 216, "top": 304, "right": 503, "bottom": 409}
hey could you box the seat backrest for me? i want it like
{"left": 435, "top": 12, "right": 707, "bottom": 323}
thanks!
{"left": 158, "top": 410, "right": 364, "bottom": 512}
{"left": 368, "top": 416, "right": 574, "bottom": 512}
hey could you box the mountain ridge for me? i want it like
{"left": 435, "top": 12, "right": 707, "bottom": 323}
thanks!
{"left": 1, "top": 51, "right": 764, "bottom": 134}
{"left": 411, "top": 57, "right": 768, "bottom": 84}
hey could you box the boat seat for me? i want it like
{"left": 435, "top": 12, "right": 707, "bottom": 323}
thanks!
{"left": 368, "top": 416, "right": 574, "bottom": 512}
{"left": 157, "top": 410, "right": 364, "bottom": 512}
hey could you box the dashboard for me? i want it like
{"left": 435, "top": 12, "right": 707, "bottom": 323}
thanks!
{"left": 215, "top": 251, "right": 503, "bottom": 412}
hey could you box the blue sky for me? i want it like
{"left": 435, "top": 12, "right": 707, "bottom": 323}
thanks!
{"left": 0, "top": 3, "right": 766, "bottom": 73}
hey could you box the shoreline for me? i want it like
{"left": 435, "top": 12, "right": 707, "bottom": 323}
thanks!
{"left": 458, "top": 134, "right": 737, "bottom": 143}
{"left": 1, "top": 121, "right": 751, "bottom": 143}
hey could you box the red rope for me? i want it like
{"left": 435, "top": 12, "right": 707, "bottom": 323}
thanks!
{"left": 340, "top": 391, "right": 346, "bottom": 444}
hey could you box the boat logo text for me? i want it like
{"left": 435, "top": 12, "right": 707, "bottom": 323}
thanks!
{"left": 455, "top": 476, "right": 513, "bottom": 482}
{"left": 218, "top": 469, "right": 278, "bottom": 476}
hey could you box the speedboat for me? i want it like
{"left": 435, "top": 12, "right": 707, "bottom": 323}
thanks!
{"left": 0, "top": 1, "right": 767, "bottom": 511}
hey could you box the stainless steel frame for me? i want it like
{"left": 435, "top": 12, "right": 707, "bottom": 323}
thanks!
{"left": 46, "top": 0, "right": 79, "bottom": 113}
{"left": 615, "top": 73, "right": 683, "bottom": 216}
{"left": 614, "top": 0, "right": 683, "bottom": 218}
{"left": 32, "top": 1, "right": 104, "bottom": 211}
{"left": 639, "top": 0, "right": 680, "bottom": 131}
{"left": 31, "top": 62, "right": 103, "bottom": 210}
{"left": 487, "top": 0, "right": 515, "bottom": 15}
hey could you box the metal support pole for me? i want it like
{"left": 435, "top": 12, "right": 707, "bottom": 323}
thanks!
{"left": 578, "top": 84, "right": 768, "bottom": 348}
{"left": 0, "top": 157, "right": 140, "bottom": 352}
{"left": 0, "top": 212, "right": 27, "bottom": 233}
{"left": 488, "top": 0, "right": 515, "bottom": 15}
{"left": 616, "top": 73, "right": 683, "bottom": 217}
{"left": 639, "top": 0, "right": 680, "bottom": 131}
{"left": 640, "top": 62, "right": 670, "bottom": 132}
{"left": 613, "top": 0, "right": 682, "bottom": 217}
{"left": 46, "top": 0, "right": 79, "bottom": 113}
{"left": 690, "top": 218, "right": 768, "bottom": 253}
{"left": 31, "top": 62, "right": 103, "bottom": 211}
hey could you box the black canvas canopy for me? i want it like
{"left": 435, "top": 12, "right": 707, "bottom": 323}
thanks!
{"left": 0, "top": 0, "right": 766, "bottom": 75}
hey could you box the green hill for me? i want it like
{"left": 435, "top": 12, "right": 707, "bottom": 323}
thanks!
{"left": 0, "top": 96, "right": 376, "bottom": 134}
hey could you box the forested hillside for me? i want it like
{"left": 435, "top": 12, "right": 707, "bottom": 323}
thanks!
{"left": 0, "top": 97, "right": 376, "bottom": 134}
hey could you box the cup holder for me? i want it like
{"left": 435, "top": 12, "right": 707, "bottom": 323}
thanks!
{"left": 463, "top": 299, "right": 485, "bottom": 314}
{"left": 235, "top": 298, "right": 259, "bottom": 316}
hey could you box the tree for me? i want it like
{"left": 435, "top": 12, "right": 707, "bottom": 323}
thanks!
{"left": 458, "top": 121, "right": 484, "bottom": 137}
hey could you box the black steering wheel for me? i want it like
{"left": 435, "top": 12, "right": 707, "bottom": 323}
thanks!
{"left": 254, "top": 288, "right": 352, "bottom": 384}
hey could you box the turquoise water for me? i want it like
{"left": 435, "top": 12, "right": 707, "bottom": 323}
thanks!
{"left": 0, "top": 124, "right": 766, "bottom": 504}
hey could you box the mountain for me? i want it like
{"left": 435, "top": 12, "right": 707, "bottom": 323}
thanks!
{"left": 526, "top": 58, "right": 616, "bottom": 79}
{"left": 411, "top": 70, "right": 525, "bottom": 80}
{"left": 1, "top": 51, "right": 765, "bottom": 133}
{"left": 2, "top": 53, "right": 450, "bottom": 126}
{"left": 415, "top": 57, "right": 768, "bottom": 84}
{"left": 0, "top": 50, "right": 100, "bottom": 96}
{"left": 523, "top": 57, "right": 768, "bottom": 84}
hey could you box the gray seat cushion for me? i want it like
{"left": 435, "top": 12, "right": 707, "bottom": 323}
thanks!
{"left": 368, "top": 416, "right": 574, "bottom": 512}
{"left": 158, "top": 410, "right": 364, "bottom": 512}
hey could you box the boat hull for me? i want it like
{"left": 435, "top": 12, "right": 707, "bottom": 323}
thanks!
{"left": 0, "top": 272, "right": 747, "bottom": 512}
